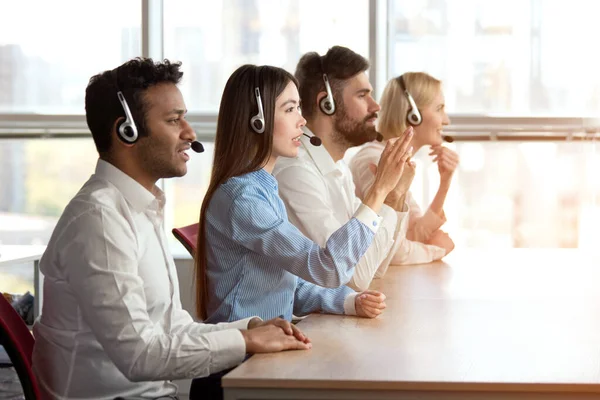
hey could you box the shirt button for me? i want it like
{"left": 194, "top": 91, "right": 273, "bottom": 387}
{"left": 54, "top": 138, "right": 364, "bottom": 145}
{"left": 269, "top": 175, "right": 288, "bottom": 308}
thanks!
{"left": 373, "top": 221, "right": 378, "bottom": 227}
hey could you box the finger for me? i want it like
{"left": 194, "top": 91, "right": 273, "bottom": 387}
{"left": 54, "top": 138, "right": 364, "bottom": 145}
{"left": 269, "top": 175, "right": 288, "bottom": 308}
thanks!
{"left": 359, "top": 299, "right": 387, "bottom": 309}
{"left": 442, "top": 160, "right": 455, "bottom": 171}
{"left": 361, "top": 290, "right": 386, "bottom": 300}
{"left": 381, "top": 138, "right": 397, "bottom": 160}
{"left": 358, "top": 295, "right": 386, "bottom": 306}
{"left": 441, "top": 150, "right": 458, "bottom": 162}
{"left": 290, "top": 324, "right": 307, "bottom": 342}
{"left": 390, "top": 127, "right": 413, "bottom": 161}
{"left": 363, "top": 307, "right": 383, "bottom": 318}
{"left": 273, "top": 319, "right": 293, "bottom": 335}
{"left": 285, "top": 336, "right": 312, "bottom": 351}
{"left": 359, "top": 293, "right": 385, "bottom": 304}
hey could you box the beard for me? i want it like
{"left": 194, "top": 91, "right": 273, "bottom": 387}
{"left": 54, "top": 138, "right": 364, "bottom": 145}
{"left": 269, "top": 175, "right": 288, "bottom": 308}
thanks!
{"left": 136, "top": 135, "right": 187, "bottom": 180}
{"left": 332, "top": 102, "right": 378, "bottom": 148}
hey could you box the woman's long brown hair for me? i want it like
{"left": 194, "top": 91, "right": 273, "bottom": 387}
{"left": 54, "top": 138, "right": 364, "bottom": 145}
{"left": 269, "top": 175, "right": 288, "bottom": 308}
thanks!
{"left": 195, "top": 65, "right": 298, "bottom": 319}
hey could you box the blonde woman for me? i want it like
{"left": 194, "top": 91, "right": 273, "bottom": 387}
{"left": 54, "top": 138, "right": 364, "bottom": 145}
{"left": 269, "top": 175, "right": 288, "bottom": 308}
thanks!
{"left": 349, "top": 72, "right": 458, "bottom": 264}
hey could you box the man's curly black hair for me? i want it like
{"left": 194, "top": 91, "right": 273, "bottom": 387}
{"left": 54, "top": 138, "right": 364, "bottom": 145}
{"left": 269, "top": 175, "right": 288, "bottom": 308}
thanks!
{"left": 85, "top": 58, "right": 183, "bottom": 156}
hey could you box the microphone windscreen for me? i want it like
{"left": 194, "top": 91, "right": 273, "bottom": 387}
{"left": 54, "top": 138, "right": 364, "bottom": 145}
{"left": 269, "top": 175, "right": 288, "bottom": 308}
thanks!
{"left": 376, "top": 132, "right": 383, "bottom": 142}
{"left": 442, "top": 135, "right": 454, "bottom": 143}
{"left": 302, "top": 133, "right": 322, "bottom": 146}
{"left": 191, "top": 141, "right": 205, "bottom": 153}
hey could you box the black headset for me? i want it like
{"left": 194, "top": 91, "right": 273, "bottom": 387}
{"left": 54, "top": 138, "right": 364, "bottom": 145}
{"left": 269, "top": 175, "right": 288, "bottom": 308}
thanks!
{"left": 318, "top": 57, "right": 336, "bottom": 115}
{"left": 398, "top": 74, "right": 422, "bottom": 126}
{"left": 116, "top": 90, "right": 139, "bottom": 144}
{"left": 250, "top": 67, "right": 266, "bottom": 134}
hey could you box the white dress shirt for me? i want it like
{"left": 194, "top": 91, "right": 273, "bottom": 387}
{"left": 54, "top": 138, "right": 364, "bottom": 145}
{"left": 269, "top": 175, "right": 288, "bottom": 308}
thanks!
{"left": 273, "top": 128, "right": 407, "bottom": 292}
{"left": 349, "top": 141, "right": 447, "bottom": 264}
{"left": 33, "top": 159, "right": 252, "bottom": 400}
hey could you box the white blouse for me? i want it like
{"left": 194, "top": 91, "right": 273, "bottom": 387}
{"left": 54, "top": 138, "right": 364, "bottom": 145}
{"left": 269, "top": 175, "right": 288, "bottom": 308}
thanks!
{"left": 349, "top": 141, "right": 447, "bottom": 264}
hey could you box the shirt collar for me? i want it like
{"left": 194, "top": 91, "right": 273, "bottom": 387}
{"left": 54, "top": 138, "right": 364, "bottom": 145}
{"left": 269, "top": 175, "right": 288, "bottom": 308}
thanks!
{"left": 94, "top": 159, "right": 165, "bottom": 213}
{"left": 250, "top": 168, "right": 279, "bottom": 191}
{"left": 300, "top": 126, "right": 341, "bottom": 176}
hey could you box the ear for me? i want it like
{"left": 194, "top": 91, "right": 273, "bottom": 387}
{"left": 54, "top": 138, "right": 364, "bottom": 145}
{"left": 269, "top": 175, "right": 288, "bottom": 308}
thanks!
{"left": 316, "top": 91, "right": 328, "bottom": 108}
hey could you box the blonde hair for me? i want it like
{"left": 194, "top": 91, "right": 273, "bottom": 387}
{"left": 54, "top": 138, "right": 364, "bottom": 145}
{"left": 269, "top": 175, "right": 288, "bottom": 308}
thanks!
{"left": 378, "top": 72, "right": 441, "bottom": 139}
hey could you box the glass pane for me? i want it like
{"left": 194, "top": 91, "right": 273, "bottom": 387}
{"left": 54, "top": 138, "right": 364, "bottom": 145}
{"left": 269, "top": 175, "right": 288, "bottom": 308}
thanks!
{"left": 163, "top": 0, "right": 369, "bottom": 113}
{"left": 408, "top": 139, "right": 600, "bottom": 248}
{"left": 0, "top": 1, "right": 141, "bottom": 114}
{"left": 389, "top": 0, "right": 600, "bottom": 116}
{"left": 0, "top": 138, "right": 97, "bottom": 245}
{"left": 0, "top": 138, "right": 97, "bottom": 295}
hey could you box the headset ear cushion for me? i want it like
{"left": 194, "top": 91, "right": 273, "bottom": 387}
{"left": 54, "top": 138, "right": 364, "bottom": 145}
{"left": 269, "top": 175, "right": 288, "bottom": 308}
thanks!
{"left": 117, "top": 120, "right": 138, "bottom": 143}
{"left": 407, "top": 110, "right": 422, "bottom": 126}
{"left": 320, "top": 97, "right": 334, "bottom": 115}
{"left": 123, "top": 126, "right": 135, "bottom": 139}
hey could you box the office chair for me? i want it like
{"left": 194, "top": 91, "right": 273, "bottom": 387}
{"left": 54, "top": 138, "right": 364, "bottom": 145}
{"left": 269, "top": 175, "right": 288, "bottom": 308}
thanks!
{"left": 172, "top": 223, "right": 199, "bottom": 257}
{"left": 0, "top": 292, "right": 41, "bottom": 400}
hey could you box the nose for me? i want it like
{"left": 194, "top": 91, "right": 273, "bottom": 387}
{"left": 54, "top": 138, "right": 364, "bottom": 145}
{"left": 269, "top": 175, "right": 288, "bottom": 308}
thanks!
{"left": 369, "top": 97, "right": 381, "bottom": 113}
{"left": 298, "top": 114, "right": 307, "bottom": 128}
{"left": 181, "top": 119, "right": 197, "bottom": 141}
{"left": 443, "top": 112, "right": 451, "bottom": 126}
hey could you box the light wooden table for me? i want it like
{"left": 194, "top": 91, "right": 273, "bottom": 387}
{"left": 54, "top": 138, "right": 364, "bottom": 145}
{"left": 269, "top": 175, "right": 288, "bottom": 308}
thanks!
{"left": 0, "top": 245, "right": 46, "bottom": 320}
{"left": 223, "top": 249, "right": 600, "bottom": 399}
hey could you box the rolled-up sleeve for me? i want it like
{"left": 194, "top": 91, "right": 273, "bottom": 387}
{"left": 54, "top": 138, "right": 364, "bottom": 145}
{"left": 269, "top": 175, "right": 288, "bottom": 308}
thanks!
{"left": 405, "top": 192, "right": 447, "bottom": 242}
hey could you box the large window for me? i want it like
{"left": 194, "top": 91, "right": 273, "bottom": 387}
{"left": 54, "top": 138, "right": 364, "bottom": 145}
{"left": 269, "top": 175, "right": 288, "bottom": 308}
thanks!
{"left": 408, "top": 139, "right": 600, "bottom": 249}
{"left": 0, "top": 1, "right": 141, "bottom": 114}
{"left": 0, "top": 139, "right": 97, "bottom": 246}
{"left": 163, "top": 0, "right": 369, "bottom": 113}
{"left": 163, "top": 0, "right": 369, "bottom": 252}
{"left": 389, "top": 0, "right": 600, "bottom": 116}
{"left": 2, "top": 0, "right": 600, "bottom": 262}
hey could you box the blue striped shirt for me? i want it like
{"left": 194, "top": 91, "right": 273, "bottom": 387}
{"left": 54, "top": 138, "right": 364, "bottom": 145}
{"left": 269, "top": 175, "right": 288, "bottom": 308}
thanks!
{"left": 204, "top": 168, "right": 382, "bottom": 323}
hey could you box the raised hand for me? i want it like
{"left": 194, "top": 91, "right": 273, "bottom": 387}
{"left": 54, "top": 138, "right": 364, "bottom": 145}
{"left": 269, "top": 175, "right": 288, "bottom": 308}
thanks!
{"left": 372, "top": 127, "right": 414, "bottom": 195}
{"left": 429, "top": 145, "right": 459, "bottom": 182}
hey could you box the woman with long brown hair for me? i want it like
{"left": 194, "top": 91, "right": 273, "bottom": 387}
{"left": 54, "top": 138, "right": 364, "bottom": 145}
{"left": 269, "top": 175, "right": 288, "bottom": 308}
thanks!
{"left": 195, "top": 64, "right": 413, "bottom": 323}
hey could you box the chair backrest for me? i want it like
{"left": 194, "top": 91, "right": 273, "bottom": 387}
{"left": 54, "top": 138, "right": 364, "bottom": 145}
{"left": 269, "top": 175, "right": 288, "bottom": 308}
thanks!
{"left": 172, "top": 223, "right": 199, "bottom": 257}
{"left": 0, "top": 293, "right": 40, "bottom": 399}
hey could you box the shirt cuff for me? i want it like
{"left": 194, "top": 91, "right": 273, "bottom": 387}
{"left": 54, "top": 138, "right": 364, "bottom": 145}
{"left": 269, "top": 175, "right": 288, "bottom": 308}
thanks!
{"left": 227, "top": 316, "right": 259, "bottom": 330}
{"left": 353, "top": 203, "right": 383, "bottom": 234}
{"left": 203, "top": 329, "right": 247, "bottom": 374}
{"left": 343, "top": 292, "right": 359, "bottom": 315}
